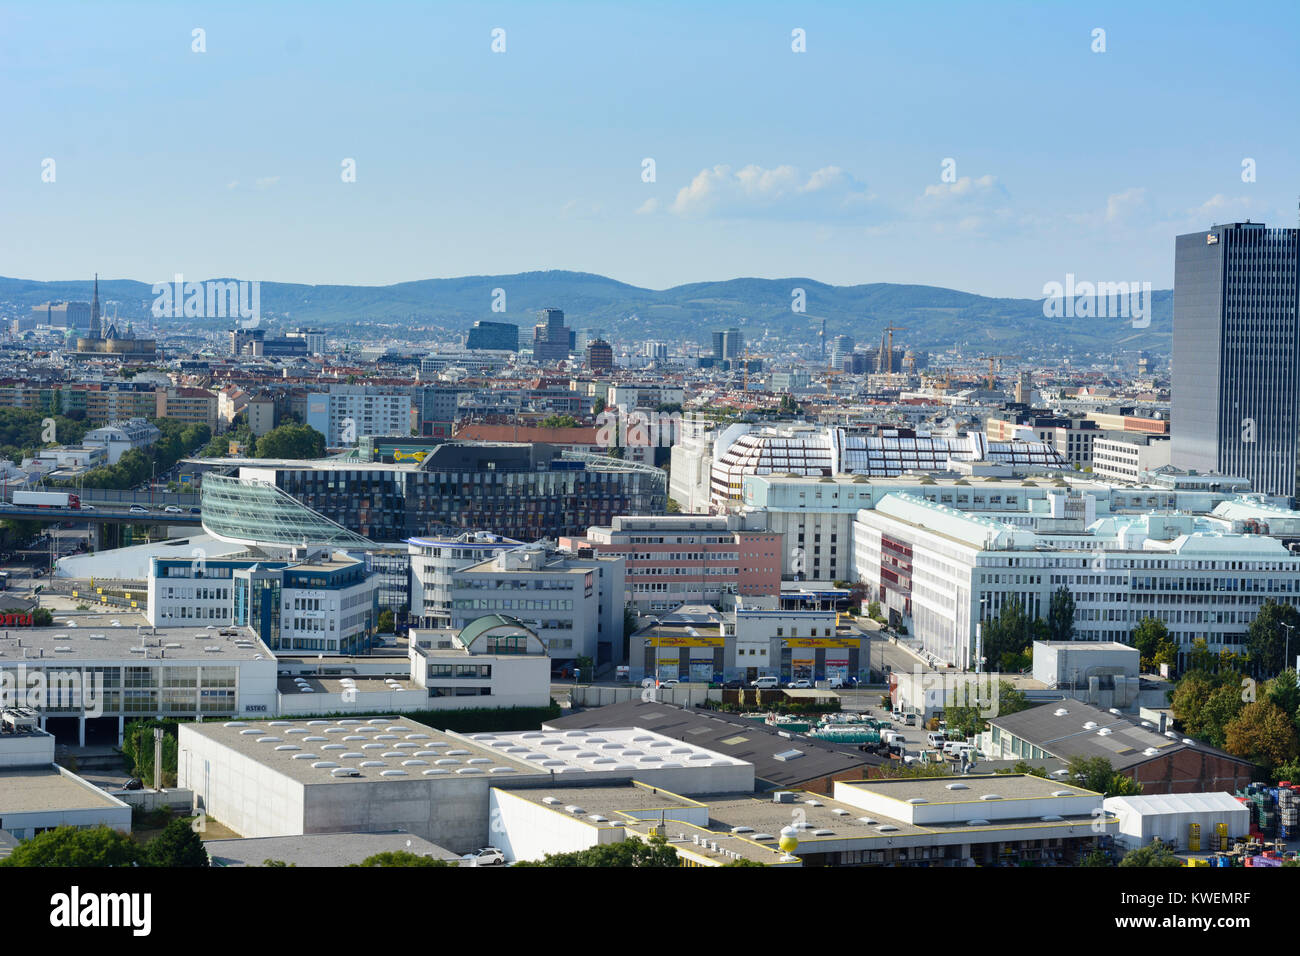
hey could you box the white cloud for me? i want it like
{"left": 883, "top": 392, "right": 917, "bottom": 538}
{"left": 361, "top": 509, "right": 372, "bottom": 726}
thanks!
{"left": 920, "top": 174, "right": 1005, "bottom": 203}
{"left": 635, "top": 198, "right": 660, "bottom": 215}
{"left": 665, "top": 163, "right": 875, "bottom": 219}
{"left": 1105, "top": 187, "right": 1146, "bottom": 223}
{"left": 255, "top": 176, "right": 280, "bottom": 190}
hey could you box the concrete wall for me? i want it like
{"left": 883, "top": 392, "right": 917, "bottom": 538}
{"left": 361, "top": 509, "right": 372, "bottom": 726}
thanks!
{"left": 0, "top": 732, "right": 54, "bottom": 768}
{"left": 567, "top": 684, "right": 722, "bottom": 708}
{"left": 489, "top": 787, "right": 624, "bottom": 862}
{"left": 178, "top": 725, "right": 305, "bottom": 838}
{"left": 111, "top": 787, "right": 194, "bottom": 812}
{"left": 300, "top": 775, "right": 495, "bottom": 853}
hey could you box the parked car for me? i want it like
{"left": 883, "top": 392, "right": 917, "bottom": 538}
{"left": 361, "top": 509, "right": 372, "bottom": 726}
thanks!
{"left": 124, "top": 778, "right": 143, "bottom": 791}
{"left": 826, "top": 676, "right": 848, "bottom": 689}
{"left": 750, "top": 676, "right": 779, "bottom": 689}
{"left": 658, "top": 679, "right": 679, "bottom": 689}
{"left": 720, "top": 678, "right": 745, "bottom": 689}
{"left": 461, "top": 847, "right": 505, "bottom": 866}
{"left": 787, "top": 679, "right": 814, "bottom": 689}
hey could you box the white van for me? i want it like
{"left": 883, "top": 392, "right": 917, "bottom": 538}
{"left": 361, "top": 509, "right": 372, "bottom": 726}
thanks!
{"left": 750, "top": 675, "right": 779, "bottom": 689}
{"left": 926, "top": 731, "right": 946, "bottom": 750}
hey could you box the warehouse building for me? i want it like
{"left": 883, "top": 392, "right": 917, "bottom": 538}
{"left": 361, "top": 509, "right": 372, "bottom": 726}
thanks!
{"left": 985, "top": 701, "right": 1255, "bottom": 795}
{"left": 1103, "top": 792, "right": 1250, "bottom": 850}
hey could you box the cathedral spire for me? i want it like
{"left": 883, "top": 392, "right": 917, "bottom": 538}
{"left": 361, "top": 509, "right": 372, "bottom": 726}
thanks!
{"left": 90, "top": 273, "right": 101, "bottom": 339}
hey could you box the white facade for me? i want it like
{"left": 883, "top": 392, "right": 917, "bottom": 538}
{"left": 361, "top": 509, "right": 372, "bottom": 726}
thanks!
{"left": 305, "top": 386, "right": 413, "bottom": 446}
{"left": 449, "top": 547, "right": 625, "bottom": 663}
{"left": 408, "top": 533, "right": 526, "bottom": 628}
{"left": 853, "top": 492, "right": 1300, "bottom": 668}
{"left": 1103, "top": 792, "right": 1250, "bottom": 847}
{"left": 83, "top": 418, "right": 162, "bottom": 465}
{"left": 1092, "top": 437, "right": 1173, "bottom": 484}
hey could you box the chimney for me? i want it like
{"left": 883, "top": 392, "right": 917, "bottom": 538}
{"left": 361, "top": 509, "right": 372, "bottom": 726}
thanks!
{"left": 1158, "top": 712, "right": 1167, "bottom": 734}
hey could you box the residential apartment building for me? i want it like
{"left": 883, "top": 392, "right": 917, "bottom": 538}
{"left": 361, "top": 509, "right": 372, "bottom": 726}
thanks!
{"left": 572, "top": 514, "right": 782, "bottom": 613}
{"left": 408, "top": 532, "right": 527, "bottom": 629}
{"left": 156, "top": 386, "right": 219, "bottom": 433}
{"left": 305, "top": 385, "right": 414, "bottom": 446}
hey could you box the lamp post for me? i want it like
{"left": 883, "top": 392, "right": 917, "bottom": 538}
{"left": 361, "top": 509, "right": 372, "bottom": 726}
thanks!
{"left": 1282, "top": 622, "right": 1294, "bottom": 676}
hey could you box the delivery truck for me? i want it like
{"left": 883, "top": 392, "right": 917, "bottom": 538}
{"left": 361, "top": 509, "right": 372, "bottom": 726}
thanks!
{"left": 12, "top": 491, "right": 80, "bottom": 510}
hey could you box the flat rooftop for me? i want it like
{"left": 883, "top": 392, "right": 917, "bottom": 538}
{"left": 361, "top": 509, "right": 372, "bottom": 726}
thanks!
{"left": 0, "top": 766, "right": 127, "bottom": 814}
{"left": 463, "top": 728, "right": 748, "bottom": 776}
{"left": 845, "top": 773, "right": 1094, "bottom": 804}
{"left": 277, "top": 675, "right": 421, "bottom": 696}
{"left": 204, "top": 831, "right": 459, "bottom": 867}
{"left": 182, "top": 717, "right": 543, "bottom": 786}
{"left": 0, "top": 624, "right": 273, "bottom": 663}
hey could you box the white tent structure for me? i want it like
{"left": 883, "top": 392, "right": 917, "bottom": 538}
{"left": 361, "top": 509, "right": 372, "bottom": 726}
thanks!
{"left": 1103, "top": 792, "right": 1249, "bottom": 848}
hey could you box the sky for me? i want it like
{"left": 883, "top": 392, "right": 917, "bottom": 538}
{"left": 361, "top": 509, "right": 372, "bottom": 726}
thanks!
{"left": 2, "top": 0, "right": 1299, "bottom": 298}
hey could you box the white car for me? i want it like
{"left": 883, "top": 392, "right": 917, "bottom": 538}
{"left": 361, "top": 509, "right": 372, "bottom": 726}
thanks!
{"left": 462, "top": 846, "right": 505, "bottom": 866}
{"left": 826, "top": 676, "right": 847, "bottom": 689}
{"left": 787, "top": 679, "right": 814, "bottom": 689}
{"left": 750, "top": 676, "right": 779, "bottom": 689}
{"left": 129, "top": 506, "right": 148, "bottom": 514}
{"left": 163, "top": 505, "right": 182, "bottom": 514}
{"left": 81, "top": 504, "right": 96, "bottom": 511}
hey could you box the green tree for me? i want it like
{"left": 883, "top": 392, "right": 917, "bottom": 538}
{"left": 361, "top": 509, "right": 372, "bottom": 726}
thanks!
{"left": 866, "top": 601, "right": 882, "bottom": 621}
{"left": 665, "top": 497, "right": 681, "bottom": 513}
{"left": 946, "top": 680, "right": 1031, "bottom": 738}
{"left": 122, "top": 720, "right": 179, "bottom": 787}
{"left": 980, "top": 597, "right": 1045, "bottom": 671}
{"left": 352, "top": 851, "right": 452, "bottom": 867}
{"left": 513, "top": 837, "right": 678, "bottom": 867}
{"left": 1047, "top": 585, "right": 1076, "bottom": 642}
{"left": 1067, "top": 756, "right": 1143, "bottom": 797}
{"left": 146, "top": 817, "right": 210, "bottom": 867}
{"left": 1118, "top": 839, "right": 1183, "bottom": 868}
{"left": 777, "top": 394, "right": 799, "bottom": 416}
{"left": 591, "top": 397, "right": 606, "bottom": 415}
{"left": 1265, "top": 669, "right": 1300, "bottom": 720}
{"left": 725, "top": 857, "right": 767, "bottom": 866}
{"left": 540, "top": 414, "right": 578, "bottom": 429}
{"left": 0, "top": 825, "right": 141, "bottom": 867}
{"left": 1078, "top": 846, "right": 1114, "bottom": 867}
{"left": 32, "top": 607, "right": 53, "bottom": 627}
{"left": 1223, "top": 700, "right": 1299, "bottom": 771}
{"left": 263, "top": 859, "right": 297, "bottom": 867}
{"left": 1132, "top": 617, "right": 1170, "bottom": 671}
{"left": 377, "top": 609, "right": 396, "bottom": 633}
{"left": 255, "top": 423, "right": 326, "bottom": 459}
{"left": 1247, "top": 600, "right": 1300, "bottom": 677}
{"left": 993, "top": 760, "right": 1050, "bottom": 778}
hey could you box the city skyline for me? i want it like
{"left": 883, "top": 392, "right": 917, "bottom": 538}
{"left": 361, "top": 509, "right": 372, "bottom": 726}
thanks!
{"left": 4, "top": 1, "right": 1300, "bottom": 297}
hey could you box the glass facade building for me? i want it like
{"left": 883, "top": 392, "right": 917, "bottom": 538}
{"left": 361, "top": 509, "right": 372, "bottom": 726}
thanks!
{"left": 1172, "top": 222, "right": 1300, "bottom": 500}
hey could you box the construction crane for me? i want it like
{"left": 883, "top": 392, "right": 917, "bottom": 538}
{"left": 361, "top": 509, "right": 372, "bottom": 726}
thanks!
{"left": 984, "top": 355, "right": 1018, "bottom": 390}
{"left": 879, "top": 324, "right": 907, "bottom": 374}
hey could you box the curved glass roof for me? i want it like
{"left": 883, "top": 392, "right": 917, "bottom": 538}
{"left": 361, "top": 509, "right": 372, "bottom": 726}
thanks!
{"left": 458, "top": 614, "right": 541, "bottom": 651}
{"left": 200, "top": 475, "right": 377, "bottom": 549}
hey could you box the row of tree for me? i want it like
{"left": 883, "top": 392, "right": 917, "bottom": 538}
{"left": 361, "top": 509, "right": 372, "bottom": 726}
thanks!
{"left": 201, "top": 422, "right": 325, "bottom": 460}
{"left": 0, "top": 820, "right": 208, "bottom": 868}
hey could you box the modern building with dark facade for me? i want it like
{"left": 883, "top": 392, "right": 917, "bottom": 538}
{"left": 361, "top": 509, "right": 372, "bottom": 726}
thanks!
{"left": 585, "top": 338, "right": 613, "bottom": 372}
{"left": 532, "top": 308, "right": 571, "bottom": 363}
{"left": 1172, "top": 221, "right": 1300, "bottom": 500}
{"left": 466, "top": 320, "right": 519, "bottom": 351}
{"left": 228, "top": 442, "right": 667, "bottom": 544}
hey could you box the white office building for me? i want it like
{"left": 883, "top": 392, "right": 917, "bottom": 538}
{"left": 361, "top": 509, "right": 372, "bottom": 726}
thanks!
{"left": 408, "top": 532, "right": 527, "bottom": 629}
{"left": 449, "top": 546, "right": 626, "bottom": 665}
{"left": 852, "top": 492, "right": 1300, "bottom": 668}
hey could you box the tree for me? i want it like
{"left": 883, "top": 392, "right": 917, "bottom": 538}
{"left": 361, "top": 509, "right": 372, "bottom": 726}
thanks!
{"left": 122, "top": 720, "right": 179, "bottom": 787}
{"left": 777, "top": 394, "right": 799, "bottom": 416}
{"left": 1247, "top": 600, "right": 1300, "bottom": 677}
{"left": 540, "top": 414, "right": 578, "bottom": 429}
{"left": 1047, "top": 586, "right": 1075, "bottom": 642}
{"left": 513, "top": 837, "right": 678, "bottom": 867}
{"left": 377, "top": 609, "right": 395, "bottom": 633}
{"left": 352, "top": 852, "right": 452, "bottom": 867}
{"left": 146, "top": 817, "right": 210, "bottom": 867}
{"left": 866, "top": 601, "right": 882, "bottom": 621}
{"left": 263, "top": 859, "right": 297, "bottom": 867}
{"left": 1078, "top": 846, "right": 1114, "bottom": 867}
{"left": 725, "top": 857, "right": 767, "bottom": 867}
{"left": 32, "top": 607, "right": 53, "bottom": 627}
{"left": 665, "top": 497, "right": 681, "bottom": 513}
{"left": 993, "top": 760, "right": 1049, "bottom": 778}
{"left": 1118, "top": 839, "right": 1183, "bottom": 868}
{"left": 946, "top": 680, "right": 1030, "bottom": 738}
{"left": 0, "top": 825, "right": 140, "bottom": 867}
{"left": 1067, "top": 756, "right": 1143, "bottom": 797}
{"left": 1265, "top": 669, "right": 1300, "bottom": 720}
{"left": 254, "top": 423, "right": 326, "bottom": 459}
{"left": 1223, "top": 701, "right": 1300, "bottom": 770}
{"left": 1132, "top": 617, "right": 1170, "bottom": 671}
{"left": 979, "top": 597, "right": 1044, "bottom": 672}
{"left": 591, "top": 397, "right": 606, "bottom": 415}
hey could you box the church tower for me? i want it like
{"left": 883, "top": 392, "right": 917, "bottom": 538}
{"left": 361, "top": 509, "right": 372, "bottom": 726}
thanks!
{"left": 89, "top": 273, "right": 101, "bottom": 340}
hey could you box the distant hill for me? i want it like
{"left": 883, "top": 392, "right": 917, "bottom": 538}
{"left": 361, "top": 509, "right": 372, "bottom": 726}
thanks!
{"left": 0, "top": 271, "right": 1172, "bottom": 355}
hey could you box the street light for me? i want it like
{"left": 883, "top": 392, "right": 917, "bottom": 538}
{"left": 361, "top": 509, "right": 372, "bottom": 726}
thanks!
{"left": 1282, "top": 622, "right": 1294, "bottom": 676}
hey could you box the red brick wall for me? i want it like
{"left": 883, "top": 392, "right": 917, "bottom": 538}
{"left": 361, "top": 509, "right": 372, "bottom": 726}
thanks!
{"left": 1126, "top": 751, "right": 1254, "bottom": 795}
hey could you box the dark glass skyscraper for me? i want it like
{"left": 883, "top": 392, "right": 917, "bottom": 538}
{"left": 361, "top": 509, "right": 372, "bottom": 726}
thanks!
{"left": 465, "top": 320, "right": 519, "bottom": 351}
{"left": 1172, "top": 222, "right": 1300, "bottom": 499}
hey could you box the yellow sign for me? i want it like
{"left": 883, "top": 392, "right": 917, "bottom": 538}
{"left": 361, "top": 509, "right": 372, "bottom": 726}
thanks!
{"left": 784, "top": 638, "right": 859, "bottom": 649}
{"left": 393, "top": 449, "right": 428, "bottom": 462}
{"left": 646, "top": 636, "right": 724, "bottom": 648}
{"left": 657, "top": 655, "right": 679, "bottom": 666}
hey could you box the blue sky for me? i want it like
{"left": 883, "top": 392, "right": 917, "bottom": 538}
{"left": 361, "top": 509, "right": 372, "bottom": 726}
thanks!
{"left": 3, "top": 0, "right": 1299, "bottom": 297}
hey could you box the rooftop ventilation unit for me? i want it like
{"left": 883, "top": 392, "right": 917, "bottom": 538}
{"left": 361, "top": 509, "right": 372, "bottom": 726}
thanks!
{"left": 946, "top": 783, "right": 970, "bottom": 791}
{"left": 980, "top": 794, "right": 1002, "bottom": 801}
{"left": 1053, "top": 708, "right": 1069, "bottom": 717}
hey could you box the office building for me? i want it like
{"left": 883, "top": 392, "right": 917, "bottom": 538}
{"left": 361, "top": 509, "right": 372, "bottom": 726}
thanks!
{"left": 1091, "top": 435, "right": 1173, "bottom": 484}
{"left": 574, "top": 514, "right": 781, "bottom": 613}
{"left": 226, "top": 443, "right": 666, "bottom": 543}
{"left": 448, "top": 545, "right": 625, "bottom": 665}
{"left": 532, "top": 308, "right": 571, "bottom": 364}
{"left": 82, "top": 418, "right": 161, "bottom": 464}
{"left": 465, "top": 320, "right": 519, "bottom": 352}
{"left": 712, "top": 328, "right": 743, "bottom": 362}
{"left": 408, "top": 532, "right": 528, "bottom": 629}
{"left": 585, "top": 338, "right": 614, "bottom": 372}
{"left": 830, "top": 335, "right": 854, "bottom": 368}
{"left": 1172, "top": 221, "right": 1300, "bottom": 499}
